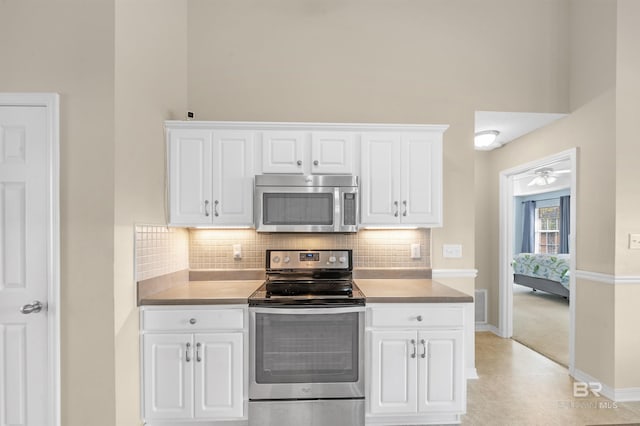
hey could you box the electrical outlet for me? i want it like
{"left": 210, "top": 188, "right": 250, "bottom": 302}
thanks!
{"left": 233, "top": 244, "right": 242, "bottom": 259}
{"left": 443, "top": 244, "right": 463, "bottom": 258}
{"left": 630, "top": 234, "right": 640, "bottom": 249}
{"left": 410, "top": 243, "right": 421, "bottom": 259}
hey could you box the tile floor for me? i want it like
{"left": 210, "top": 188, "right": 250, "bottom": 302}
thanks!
{"left": 463, "top": 332, "right": 640, "bottom": 425}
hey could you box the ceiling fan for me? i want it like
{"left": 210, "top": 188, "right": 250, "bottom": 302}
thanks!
{"left": 527, "top": 167, "right": 570, "bottom": 186}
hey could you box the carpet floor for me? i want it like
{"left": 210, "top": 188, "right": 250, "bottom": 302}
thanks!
{"left": 512, "top": 283, "right": 570, "bottom": 366}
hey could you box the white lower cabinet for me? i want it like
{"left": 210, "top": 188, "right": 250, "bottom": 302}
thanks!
{"left": 141, "top": 306, "right": 246, "bottom": 425}
{"left": 366, "top": 305, "right": 466, "bottom": 425}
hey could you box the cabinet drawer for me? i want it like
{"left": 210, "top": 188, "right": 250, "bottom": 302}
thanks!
{"left": 142, "top": 308, "right": 245, "bottom": 331}
{"left": 369, "top": 305, "right": 463, "bottom": 328}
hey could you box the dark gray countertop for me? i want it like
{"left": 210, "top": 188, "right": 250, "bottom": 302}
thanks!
{"left": 139, "top": 278, "right": 472, "bottom": 305}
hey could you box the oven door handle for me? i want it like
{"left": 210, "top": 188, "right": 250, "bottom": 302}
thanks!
{"left": 249, "top": 306, "right": 365, "bottom": 315}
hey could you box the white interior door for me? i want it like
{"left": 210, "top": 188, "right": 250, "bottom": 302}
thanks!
{"left": 0, "top": 102, "right": 56, "bottom": 426}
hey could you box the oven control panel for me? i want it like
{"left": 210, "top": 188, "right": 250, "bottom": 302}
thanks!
{"left": 267, "top": 250, "right": 351, "bottom": 270}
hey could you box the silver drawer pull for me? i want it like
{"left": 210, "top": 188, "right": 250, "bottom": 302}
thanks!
{"left": 394, "top": 201, "right": 399, "bottom": 217}
{"left": 196, "top": 342, "right": 202, "bottom": 362}
{"left": 189, "top": 318, "right": 197, "bottom": 325}
{"left": 402, "top": 200, "right": 408, "bottom": 216}
{"left": 313, "top": 160, "right": 319, "bottom": 166}
{"left": 204, "top": 200, "right": 210, "bottom": 217}
{"left": 185, "top": 342, "right": 192, "bottom": 362}
{"left": 416, "top": 315, "right": 423, "bottom": 322}
{"left": 297, "top": 160, "right": 302, "bottom": 166}
{"left": 410, "top": 339, "right": 416, "bottom": 358}
{"left": 214, "top": 200, "right": 219, "bottom": 217}
{"left": 421, "top": 339, "right": 426, "bottom": 359}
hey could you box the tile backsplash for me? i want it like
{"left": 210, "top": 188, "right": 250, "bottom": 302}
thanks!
{"left": 135, "top": 225, "right": 189, "bottom": 281}
{"left": 136, "top": 226, "right": 431, "bottom": 279}
{"left": 189, "top": 229, "right": 430, "bottom": 269}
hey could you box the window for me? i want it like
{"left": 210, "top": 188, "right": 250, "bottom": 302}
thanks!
{"left": 535, "top": 206, "right": 559, "bottom": 254}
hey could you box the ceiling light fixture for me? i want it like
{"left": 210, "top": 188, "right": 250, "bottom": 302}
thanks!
{"left": 474, "top": 130, "right": 500, "bottom": 148}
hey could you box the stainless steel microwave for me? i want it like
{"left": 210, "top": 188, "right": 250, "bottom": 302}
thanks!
{"left": 254, "top": 175, "right": 359, "bottom": 232}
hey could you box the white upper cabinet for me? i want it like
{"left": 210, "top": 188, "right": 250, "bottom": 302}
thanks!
{"left": 261, "top": 130, "right": 354, "bottom": 175}
{"left": 261, "top": 131, "right": 306, "bottom": 174}
{"left": 167, "top": 125, "right": 254, "bottom": 227}
{"left": 361, "top": 130, "right": 444, "bottom": 227}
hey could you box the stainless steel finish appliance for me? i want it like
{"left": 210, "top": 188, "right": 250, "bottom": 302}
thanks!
{"left": 254, "top": 174, "right": 359, "bottom": 233}
{"left": 248, "top": 249, "right": 365, "bottom": 426}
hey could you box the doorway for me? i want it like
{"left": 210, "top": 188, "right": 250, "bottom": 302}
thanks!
{"left": 498, "top": 148, "right": 576, "bottom": 370}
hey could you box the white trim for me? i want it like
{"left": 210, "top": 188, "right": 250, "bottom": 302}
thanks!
{"left": 571, "top": 368, "right": 616, "bottom": 401}
{"left": 466, "top": 367, "right": 479, "bottom": 380}
{"left": 574, "top": 270, "right": 615, "bottom": 285}
{"left": 431, "top": 269, "right": 478, "bottom": 279}
{"left": 498, "top": 148, "right": 577, "bottom": 368}
{"left": 166, "top": 120, "right": 449, "bottom": 133}
{"left": 615, "top": 276, "right": 640, "bottom": 285}
{"left": 0, "top": 92, "right": 60, "bottom": 426}
{"left": 475, "top": 323, "right": 501, "bottom": 335}
{"left": 573, "top": 270, "right": 640, "bottom": 285}
{"left": 614, "top": 387, "right": 640, "bottom": 402}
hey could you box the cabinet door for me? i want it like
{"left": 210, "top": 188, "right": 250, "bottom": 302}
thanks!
{"left": 143, "top": 334, "right": 194, "bottom": 420}
{"left": 212, "top": 131, "right": 254, "bottom": 225}
{"left": 360, "top": 133, "right": 401, "bottom": 225}
{"left": 168, "top": 129, "right": 213, "bottom": 225}
{"left": 310, "top": 132, "right": 354, "bottom": 174}
{"left": 194, "top": 333, "right": 244, "bottom": 418}
{"left": 369, "top": 330, "right": 417, "bottom": 414}
{"left": 417, "top": 330, "right": 464, "bottom": 413}
{"left": 400, "top": 133, "right": 442, "bottom": 226}
{"left": 262, "top": 131, "right": 306, "bottom": 174}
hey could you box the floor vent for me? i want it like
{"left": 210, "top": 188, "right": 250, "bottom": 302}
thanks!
{"left": 475, "top": 289, "right": 487, "bottom": 323}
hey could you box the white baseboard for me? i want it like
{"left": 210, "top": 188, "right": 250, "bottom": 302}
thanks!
{"left": 475, "top": 323, "right": 500, "bottom": 336}
{"left": 570, "top": 368, "right": 640, "bottom": 402}
{"left": 467, "top": 367, "right": 479, "bottom": 380}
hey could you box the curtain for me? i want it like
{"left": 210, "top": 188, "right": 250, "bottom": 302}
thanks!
{"left": 559, "top": 195, "right": 570, "bottom": 253}
{"left": 521, "top": 200, "right": 536, "bottom": 253}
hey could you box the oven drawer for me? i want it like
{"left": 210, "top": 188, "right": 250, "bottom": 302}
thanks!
{"left": 142, "top": 307, "right": 245, "bottom": 331}
{"left": 368, "top": 304, "right": 464, "bottom": 328}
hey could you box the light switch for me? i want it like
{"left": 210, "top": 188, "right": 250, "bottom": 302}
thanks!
{"left": 233, "top": 244, "right": 242, "bottom": 259}
{"left": 443, "top": 244, "right": 463, "bottom": 258}
{"left": 630, "top": 234, "right": 640, "bottom": 249}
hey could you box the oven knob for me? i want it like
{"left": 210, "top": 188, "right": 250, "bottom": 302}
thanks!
{"left": 273, "top": 256, "right": 280, "bottom": 264}
{"left": 328, "top": 256, "right": 336, "bottom": 263}
{"left": 339, "top": 256, "right": 347, "bottom": 264}
{"left": 283, "top": 256, "right": 291, "bottom": 263}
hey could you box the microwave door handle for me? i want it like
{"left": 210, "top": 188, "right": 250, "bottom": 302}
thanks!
{"left": 334, "top": 187, "right": 341, "bottom": 232}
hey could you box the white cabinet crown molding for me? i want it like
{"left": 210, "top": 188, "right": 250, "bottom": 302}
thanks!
{"left": 165, "top": 120, "right": 449, "bottom": 133}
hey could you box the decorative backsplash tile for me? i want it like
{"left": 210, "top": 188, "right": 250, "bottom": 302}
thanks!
{"left": 135, "top": 225, "right": 189, "bottom": 281}
{"left": 189, "top": 229, "right": 431, "bottom": 270}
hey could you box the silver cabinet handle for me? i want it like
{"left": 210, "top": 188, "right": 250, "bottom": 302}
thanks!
{"left": 421, "top": 339, "right": 426, "bottom": 359}
{"left": 410, "top": 339, "right": 416, "bottom": 358}
{"left": 214, "top": 200, "right": 219, "bottom": 217}
{"left": 204, "top": 200, "right": 210, "bottom": 217}
{"left": 196, "top": 342, "right": 202, "bottom": 362}
{"left": 189, "top": 318, "right": 197, "bottom": 325}
{"left": 297, "top": 160, "right": 302, "bottom": 166}
{"left": 394, "top": 201, "right": 399, "bottom": 217}
{"left": 313, "top": 160, "right": 319, "bottom": 166}
{"left": 20, "top": 300, "right": 43, "bottom": 314}
{"left": 417, "top": 315, "right": 423, "bottom": 322}
{"left": 185, "top": 342, "right": 191, "bottom": 362}
{"left": 402, "top": 200, "right": 407, "bottom": 217}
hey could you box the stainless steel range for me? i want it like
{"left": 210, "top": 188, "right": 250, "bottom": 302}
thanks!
{"left": 248, "top": 249, "right": 365, "bottom": 426}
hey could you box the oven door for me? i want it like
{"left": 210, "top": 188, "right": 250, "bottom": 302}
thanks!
{"left": 249, "top": 306, "right": 364, "bottom": 400}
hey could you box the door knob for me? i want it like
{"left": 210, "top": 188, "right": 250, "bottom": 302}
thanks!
{"left": 20, "top": 300, "right": 43, "bottom": 314}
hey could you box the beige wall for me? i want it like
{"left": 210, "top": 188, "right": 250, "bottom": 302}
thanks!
{"left": 186, "top": 0, "right": 571, "bottom": 280}
{"left": 0, "top": 1, "right": 117, "bottom": 425}
{"left": 614, "top": 0, "right": 640, "bottom": 389}
{"left": 114, "top": 1, "right": 187, "bottom": 424}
